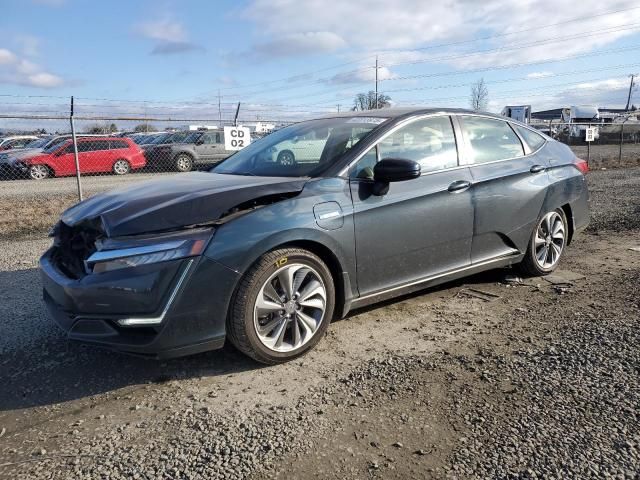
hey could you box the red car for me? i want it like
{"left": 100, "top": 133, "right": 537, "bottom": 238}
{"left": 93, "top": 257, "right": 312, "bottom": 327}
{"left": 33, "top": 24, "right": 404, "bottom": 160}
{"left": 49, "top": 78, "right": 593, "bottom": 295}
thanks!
{"left": 20, "top": 137, "right": 146, "bottom": 180}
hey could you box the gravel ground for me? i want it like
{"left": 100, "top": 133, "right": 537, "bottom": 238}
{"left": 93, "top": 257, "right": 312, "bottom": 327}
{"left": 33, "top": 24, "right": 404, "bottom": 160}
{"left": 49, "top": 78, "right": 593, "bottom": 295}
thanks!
{"left": 0, "top": 167, "right": 639, "bottom": 479}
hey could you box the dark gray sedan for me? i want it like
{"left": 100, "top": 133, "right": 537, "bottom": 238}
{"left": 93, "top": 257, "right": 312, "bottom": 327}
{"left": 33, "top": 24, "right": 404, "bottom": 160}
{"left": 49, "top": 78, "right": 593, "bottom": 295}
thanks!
{"left": 40, "top": 108, "right": 589, "bottom": 364}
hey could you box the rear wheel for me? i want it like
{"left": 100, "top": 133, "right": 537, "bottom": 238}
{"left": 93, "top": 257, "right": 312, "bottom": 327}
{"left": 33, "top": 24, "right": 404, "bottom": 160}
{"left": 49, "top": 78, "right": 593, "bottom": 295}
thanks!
{"left": 517, "top": 208, "right": 567, "bottom": 276}
{"left": 175, "top": 154, "right": 193, "bottom": 172}
{"left": 112, "top": 159, "right": 131, "bottom": 175}
{"left": 28, "top": 164, "right": 50, "bottom": 180}
{"left": 227, "top": 248, "right": 335, "bottom": 364}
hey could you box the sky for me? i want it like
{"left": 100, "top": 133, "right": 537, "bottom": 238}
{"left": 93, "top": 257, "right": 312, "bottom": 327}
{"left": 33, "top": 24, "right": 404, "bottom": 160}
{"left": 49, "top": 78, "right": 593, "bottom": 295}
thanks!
{"left": 2, "top": 0, "right": 640, "bottom": 130}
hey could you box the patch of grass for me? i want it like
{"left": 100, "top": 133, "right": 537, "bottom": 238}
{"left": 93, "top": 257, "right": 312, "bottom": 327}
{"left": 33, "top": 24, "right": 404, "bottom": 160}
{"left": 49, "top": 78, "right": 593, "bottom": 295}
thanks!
{"left": 0, "top": 194, "right": 79, "bottom": 240}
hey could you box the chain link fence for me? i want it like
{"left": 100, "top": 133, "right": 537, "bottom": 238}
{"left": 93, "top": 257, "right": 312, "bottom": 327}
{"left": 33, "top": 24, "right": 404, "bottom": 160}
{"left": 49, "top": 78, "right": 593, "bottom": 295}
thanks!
{"left": 532, "top": 120, "right": 640, "bottom": 168}
{"left": 1, "top": 109, "right": 639, "bottom": 241}
{"left": 0, "top": 106, "right": 297, "bottom": 240}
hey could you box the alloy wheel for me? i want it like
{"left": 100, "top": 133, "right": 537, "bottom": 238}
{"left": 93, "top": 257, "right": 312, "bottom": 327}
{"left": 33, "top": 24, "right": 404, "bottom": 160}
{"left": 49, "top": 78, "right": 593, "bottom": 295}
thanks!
{"left": 278, "top": 152, "right": 295, "bottom": 166}
{"left": 534, "top": 211, "right": 566, "bottom": 269}
{"left": 113, "top": 160, "right": 130, "bottom": 175}
{"left": 29, "top": 164, "right": 49, "bottom": 180}
{"left": 176, "top": 155, "right": 192, "bottom": 172}
{"left": 253, "top": 263, "right": 327, "bottom": 353}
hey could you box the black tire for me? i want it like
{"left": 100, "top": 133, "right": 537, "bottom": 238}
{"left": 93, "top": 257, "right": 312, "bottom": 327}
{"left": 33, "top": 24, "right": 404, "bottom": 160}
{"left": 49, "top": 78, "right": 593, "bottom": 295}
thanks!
{"left": 175, "top": 153, "right": 193, "bottom": 172}
{"left": 28, "top": 164, "right": 51, "bottom": 180}
{"left": 112, "top": 159, "right": 131, "bottom": 175}
{"left": 517, "top": 208, "right": 568, "bottom": 277}
{"left": 277, "top": 150, "right": 296, "bottom": 166}
{"left": 227, "top": 248, "right": 335, "bottom": 364}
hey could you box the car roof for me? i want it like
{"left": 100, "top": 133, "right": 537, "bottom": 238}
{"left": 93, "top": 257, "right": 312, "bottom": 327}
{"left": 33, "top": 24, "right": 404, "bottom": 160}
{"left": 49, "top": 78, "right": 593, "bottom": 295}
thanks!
{"left": 315, "top": 107, "right": 508, "bottom": 121}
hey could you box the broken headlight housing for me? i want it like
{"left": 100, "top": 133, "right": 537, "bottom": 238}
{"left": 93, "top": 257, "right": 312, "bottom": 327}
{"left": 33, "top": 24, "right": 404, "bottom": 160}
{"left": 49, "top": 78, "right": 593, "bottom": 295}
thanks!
{"left": 85, "top": 228, "right": 213, "bottom": 274}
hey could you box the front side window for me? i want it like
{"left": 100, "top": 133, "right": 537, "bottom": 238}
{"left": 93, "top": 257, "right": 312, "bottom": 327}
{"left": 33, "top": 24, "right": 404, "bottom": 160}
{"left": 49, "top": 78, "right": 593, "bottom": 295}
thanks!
{"left": 461, "top": 116, "right": 524, "bottom": 164}
{"left": 213, "top": 116, "right": 388, "bottom": 177}
{"left": 351, "top": 116, "right": 458, "bottom": 178}
{"left": 378, "top": 116, "right": 458, "bottom": 173}
{"left": 200, "top": 132, "right": 217, "bottom": 144}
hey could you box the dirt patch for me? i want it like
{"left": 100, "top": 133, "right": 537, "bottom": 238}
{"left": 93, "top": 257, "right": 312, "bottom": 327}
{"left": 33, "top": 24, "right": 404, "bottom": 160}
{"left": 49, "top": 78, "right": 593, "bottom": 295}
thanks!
{"left": 0, "top": 194, "right": 78, "bottom": 240}
{"left": 0, "top": 168, "right": 639, "bottom": 479}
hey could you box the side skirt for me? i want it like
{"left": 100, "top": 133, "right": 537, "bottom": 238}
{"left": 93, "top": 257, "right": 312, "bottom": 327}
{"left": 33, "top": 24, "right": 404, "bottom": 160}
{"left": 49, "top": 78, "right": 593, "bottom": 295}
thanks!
{"left": 345, "top": 253, "right": 523, "bottom": 313}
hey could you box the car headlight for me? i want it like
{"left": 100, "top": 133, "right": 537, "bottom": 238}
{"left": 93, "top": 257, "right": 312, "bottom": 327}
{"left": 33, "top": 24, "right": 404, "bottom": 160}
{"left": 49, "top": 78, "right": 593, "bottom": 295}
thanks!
{"left": 85, "top": 228, "right": 212, "bottom": 274}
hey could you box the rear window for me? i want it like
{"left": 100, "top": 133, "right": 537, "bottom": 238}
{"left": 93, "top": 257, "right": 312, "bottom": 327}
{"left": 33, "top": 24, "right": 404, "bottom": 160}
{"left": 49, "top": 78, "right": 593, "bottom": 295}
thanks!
{"left": 513, "top": 124, "right": 546, "bottom": 151}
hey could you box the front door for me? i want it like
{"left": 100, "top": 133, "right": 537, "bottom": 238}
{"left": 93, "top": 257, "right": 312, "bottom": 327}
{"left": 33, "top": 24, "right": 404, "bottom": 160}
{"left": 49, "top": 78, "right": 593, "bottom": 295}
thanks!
{"left": 349, "top": 115, "right": 474, "bottom": 296}
{"left": 193, "top": 132, "right": 218, "bottom": 163}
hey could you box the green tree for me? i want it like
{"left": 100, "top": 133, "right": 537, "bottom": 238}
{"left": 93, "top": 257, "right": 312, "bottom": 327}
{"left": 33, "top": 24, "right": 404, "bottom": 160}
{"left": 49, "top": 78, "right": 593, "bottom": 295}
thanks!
{"left": 134, "top": 123, "right": 157, "bottom": 133}
{"left": 352, "top": 91, "right": 391, "bottom": 111}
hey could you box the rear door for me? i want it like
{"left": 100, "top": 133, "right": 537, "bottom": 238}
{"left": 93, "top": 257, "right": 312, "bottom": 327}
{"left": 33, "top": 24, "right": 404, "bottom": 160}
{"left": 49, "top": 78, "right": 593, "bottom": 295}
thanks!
{"left": 349, "top": 115, "right": 474, "bottom": 295}
{"left": 458, "top": 115, "right": 550, "bottom": 262}
{"left": 80, "top": 140, "right": 111, "bottom": 173}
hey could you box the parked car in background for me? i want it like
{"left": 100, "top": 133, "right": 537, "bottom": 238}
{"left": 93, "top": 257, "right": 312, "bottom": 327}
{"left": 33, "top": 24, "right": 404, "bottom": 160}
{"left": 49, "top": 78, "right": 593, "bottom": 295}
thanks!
{"left": 0, "top": 135, "right": 39, "bottom": 151}
{"left": 18, "top": 137, "right": 145, "bottom": 180}
{"left": 40, "top": 108, "right": 589, "bottom": 363}
{"left": 144, "top": 130, "right": 233, "bottom": 172}
{"left": 0, "top": 134, "right": 109, "bottom": 178}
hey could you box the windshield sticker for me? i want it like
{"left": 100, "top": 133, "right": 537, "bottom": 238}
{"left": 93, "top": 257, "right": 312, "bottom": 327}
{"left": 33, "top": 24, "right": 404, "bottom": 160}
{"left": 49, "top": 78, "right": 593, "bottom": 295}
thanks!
{"left": 346, "top": 117, "right": 388, "bottom": 125}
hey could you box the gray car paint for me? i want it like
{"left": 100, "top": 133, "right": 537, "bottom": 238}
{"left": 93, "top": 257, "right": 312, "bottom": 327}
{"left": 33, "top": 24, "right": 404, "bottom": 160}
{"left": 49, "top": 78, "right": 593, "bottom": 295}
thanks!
{"left": 39, "top": 108, "right": 590, "bottom": 358}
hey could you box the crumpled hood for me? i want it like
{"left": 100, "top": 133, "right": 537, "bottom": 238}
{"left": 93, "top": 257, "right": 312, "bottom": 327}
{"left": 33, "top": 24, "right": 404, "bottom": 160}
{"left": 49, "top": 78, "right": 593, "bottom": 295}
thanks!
{"left": 61, "top": 172, "right": 307, "bottom": 237}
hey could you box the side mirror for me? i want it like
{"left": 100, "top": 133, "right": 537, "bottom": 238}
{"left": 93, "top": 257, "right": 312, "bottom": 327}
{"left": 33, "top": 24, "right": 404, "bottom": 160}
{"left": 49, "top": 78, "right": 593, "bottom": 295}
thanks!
{"left": 195, "top": 139, "right": 205, "bottom": 145}
{"left": 371, "top": 158, "right": 421, "bottom": 196}
{"left": 374, "top": 158, "right": 421, "bottom": 182}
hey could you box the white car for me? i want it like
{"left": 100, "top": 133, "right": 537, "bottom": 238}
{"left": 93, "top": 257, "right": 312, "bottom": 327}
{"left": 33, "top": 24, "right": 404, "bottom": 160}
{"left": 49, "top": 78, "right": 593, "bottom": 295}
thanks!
{"left": 0, "top": 135, "right": 39, "bottom": 151}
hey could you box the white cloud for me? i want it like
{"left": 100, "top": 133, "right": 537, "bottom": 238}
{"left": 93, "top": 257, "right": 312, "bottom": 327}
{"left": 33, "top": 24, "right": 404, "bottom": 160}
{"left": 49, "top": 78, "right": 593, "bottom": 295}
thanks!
{"left": 329, "top": 66, "right": 397, "bottom": 84}
{"left": 252, "top": 32, "right": 347, "bottom": 58}
{"left": 0, "top": 48, "right": 64, "bottom": 88}
{"left": 241, "top": 0, "right": 640, "bottom": 66}
{"left": 527, "top": 71, "right": 554, "bottom": 79}
{"left": 15, "top": 35, "right": 40, "bottom": 57}
{"left": 135, "top": 16, "right": 204, "bottom": 55}
{"left": 136, "top": 18, "right": 187, "bottom": 43}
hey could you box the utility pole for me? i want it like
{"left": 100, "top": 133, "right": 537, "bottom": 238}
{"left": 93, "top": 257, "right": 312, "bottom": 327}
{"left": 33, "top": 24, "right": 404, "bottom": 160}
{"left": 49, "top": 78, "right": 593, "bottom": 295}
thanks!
{"left": 337, "top": 104, "right": 341, "bottom": 113}
{"left": 374, "top": 55, "right": 379, "bottom": 110}
{"left": 218, "top": 90, "right": 222, "bottom": 126}
{"left": 625, "top": 74, "right": 638, "bottom": 111}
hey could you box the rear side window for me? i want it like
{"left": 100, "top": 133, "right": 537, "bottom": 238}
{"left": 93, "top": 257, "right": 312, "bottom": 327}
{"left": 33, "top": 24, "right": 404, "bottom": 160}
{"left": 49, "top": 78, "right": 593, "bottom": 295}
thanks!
{"left": 461, "top": 116, "right": 524, "bottom": 164}
{"left": 110, "top": 140, "right": 129, "bottom": 149}
{"left": 513, "top": 124, "right": 546, "bottom": 151}
{"left": 377, "top": 116, "right": 458, "bottom": 173}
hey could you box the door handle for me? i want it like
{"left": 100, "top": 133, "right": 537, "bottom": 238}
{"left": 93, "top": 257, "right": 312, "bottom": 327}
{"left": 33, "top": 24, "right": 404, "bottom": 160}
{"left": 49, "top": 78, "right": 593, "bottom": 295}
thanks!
{"left": 448, "top": 180, "right": 471, "bottom": 193}
{"left": 530, "top": 164, "right": 546, "bottom": 173}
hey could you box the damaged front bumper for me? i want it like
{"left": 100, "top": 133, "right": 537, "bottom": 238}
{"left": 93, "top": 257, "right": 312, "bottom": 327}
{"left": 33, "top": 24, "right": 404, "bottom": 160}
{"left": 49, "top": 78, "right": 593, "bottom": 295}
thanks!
{"left": 39, "top": 225, "right": 240, "bottom": 358}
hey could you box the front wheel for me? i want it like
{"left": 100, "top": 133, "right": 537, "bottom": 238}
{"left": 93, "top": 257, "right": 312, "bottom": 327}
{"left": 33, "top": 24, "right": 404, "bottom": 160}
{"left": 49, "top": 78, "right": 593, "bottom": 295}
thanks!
{"left": 29, "top": 164, "right": 50, "bottom": 180}
{"left": 227, "top": 248, "right": 335, "bottom": 364}
{"left": 517, "top": 208, "right": 568, "bottom": 276}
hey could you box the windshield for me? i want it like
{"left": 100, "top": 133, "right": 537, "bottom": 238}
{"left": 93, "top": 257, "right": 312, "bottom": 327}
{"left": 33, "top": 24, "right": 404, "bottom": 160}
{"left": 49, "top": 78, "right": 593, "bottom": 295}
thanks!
{"left": 212, "top": 117, "right": 387, "bottom": 177}
{"left": 25, "top": 137, "right": 50, "bottom": 149}
{"left": 147, "top": 133, "right": 171, "bottom": 144}
{"left": 43, "top": 137, "right": 70, "bottom": 153}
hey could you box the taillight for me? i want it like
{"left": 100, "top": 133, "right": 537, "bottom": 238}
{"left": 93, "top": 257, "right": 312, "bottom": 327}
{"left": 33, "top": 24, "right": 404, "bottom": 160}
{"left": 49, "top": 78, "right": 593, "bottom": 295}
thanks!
{"left": 574, "top": 158, "right": 589, "bottom": 174}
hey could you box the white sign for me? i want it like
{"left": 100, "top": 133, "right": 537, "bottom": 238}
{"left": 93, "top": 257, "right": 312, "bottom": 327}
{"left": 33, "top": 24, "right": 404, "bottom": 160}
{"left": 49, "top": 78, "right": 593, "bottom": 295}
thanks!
{"left": 585, "top": 127, "right": 596, "bottom": 142}
{"left": 224, "top": 126, "right": 251, "bottom": 151}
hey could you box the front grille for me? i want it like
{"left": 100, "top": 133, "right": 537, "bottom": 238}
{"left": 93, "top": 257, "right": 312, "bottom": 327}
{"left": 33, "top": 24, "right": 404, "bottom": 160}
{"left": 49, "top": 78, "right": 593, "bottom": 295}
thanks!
{"left": 50, "top": 221, "right": 103, "bottom": 279}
